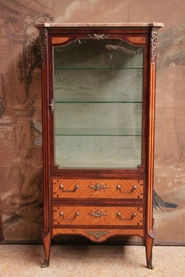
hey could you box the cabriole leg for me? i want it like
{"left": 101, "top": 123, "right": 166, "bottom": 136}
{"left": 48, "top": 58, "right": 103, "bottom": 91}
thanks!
{"left": 145, "top": 232, "right": 154, "bottom": 269}
{"left": 41, "top": 230, "right": 51, "bottom": 268}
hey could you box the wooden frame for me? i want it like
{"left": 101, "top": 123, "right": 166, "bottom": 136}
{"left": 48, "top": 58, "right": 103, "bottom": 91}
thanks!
{"left": 36, "top": 22, "right": 163, "bottom": 268}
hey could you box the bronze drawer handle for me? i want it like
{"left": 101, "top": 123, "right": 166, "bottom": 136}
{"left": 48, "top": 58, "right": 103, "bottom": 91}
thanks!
{"left": 59, "top": 184, "right": 79, "bottom": 192}
{"left": 60, "top": 211, "right": 79, "bottom": 220}
{"left": 89, "top": 184, "right": 108, "bottom": 191}
{"left": 89, "top": 211, "right": 108, "bottom": 217}
{"left": 117, "top": 212, "right": 137, "bottom": 220}
{"left": 116, "top": 184, "right": 137, "bottom": 193}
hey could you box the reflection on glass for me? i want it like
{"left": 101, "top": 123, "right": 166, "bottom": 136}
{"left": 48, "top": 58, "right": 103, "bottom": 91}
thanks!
{"left": 53, "top": 38, "right": 143, "bottom": 169}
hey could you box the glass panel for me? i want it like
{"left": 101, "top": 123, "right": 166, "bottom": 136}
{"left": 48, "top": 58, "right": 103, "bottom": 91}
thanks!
{"left": 53, "top": 38, "right": 143, "bottom": 169}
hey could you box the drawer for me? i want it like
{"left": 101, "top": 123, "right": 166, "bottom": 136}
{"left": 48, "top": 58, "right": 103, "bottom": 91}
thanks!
{"left": 53, "top": 206, "right": 143, "bottom": 227}
{"left": 52, "top": 179, "right": 144, "bottom": 199}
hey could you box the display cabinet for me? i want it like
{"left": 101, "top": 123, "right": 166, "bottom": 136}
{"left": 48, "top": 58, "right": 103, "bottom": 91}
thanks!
{"left": 36, "top": 22, "right": 163, "bottom": 268}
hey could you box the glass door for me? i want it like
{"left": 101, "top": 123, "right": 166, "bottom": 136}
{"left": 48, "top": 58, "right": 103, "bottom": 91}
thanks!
{"left": 53, "top": 38, "right": 144, "bottom": 169}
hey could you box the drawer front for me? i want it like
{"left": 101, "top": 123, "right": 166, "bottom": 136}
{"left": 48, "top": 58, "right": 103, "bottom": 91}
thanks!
{"left": 52, "top": 179, "right": 144, "bottom": 199}
{"left": 53, "top": 206, "right": 143, "bottom": 227}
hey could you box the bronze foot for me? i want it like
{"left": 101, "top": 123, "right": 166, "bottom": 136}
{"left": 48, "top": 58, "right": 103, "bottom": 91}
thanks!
{"left": 41, "top": 256, "right": 49, "bottom": 268}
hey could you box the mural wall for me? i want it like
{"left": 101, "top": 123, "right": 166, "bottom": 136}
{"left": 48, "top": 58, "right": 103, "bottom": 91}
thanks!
{"left": 0, "top": 0, "right": 185, "bottom": 244}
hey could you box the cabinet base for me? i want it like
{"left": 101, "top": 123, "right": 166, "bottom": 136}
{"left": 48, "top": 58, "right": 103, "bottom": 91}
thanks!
{"left": 40, "top": 228, "right": 154, "bottom": 269}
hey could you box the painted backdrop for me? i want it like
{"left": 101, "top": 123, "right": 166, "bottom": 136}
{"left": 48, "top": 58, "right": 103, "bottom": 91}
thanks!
{"left": 0, "top": 0, "right": 185, "bottom": 244}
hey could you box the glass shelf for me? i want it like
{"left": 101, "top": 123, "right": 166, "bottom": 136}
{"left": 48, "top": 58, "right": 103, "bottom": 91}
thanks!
{"left": 54, "top": 66, "right": 143, "bottom": 70}
{"left": 55, "top": 128, "right": 142, "bottom": 136}
{"left": 54, "top": 100, "right": 142, "bottom": 103}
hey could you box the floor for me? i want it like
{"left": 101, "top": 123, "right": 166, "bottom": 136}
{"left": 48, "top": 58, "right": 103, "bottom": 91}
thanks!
{"left": 0, "top": 244, "right": 184, "bottom": 277}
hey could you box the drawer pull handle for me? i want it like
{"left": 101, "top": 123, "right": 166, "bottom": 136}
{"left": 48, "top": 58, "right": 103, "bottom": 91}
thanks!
{"left": 89, "top": 184, "right": 108, "bottom": 191}
{"left": 60, "top": 211, "right": 79, "bottom": 220}
{"left": 116, "top": 185, "right": 137, "bottom": 193}
{"left": 59, "top": 184, "right": 79, "bottom": 192}
{"left": 90, "top": 211, "right": 108, "bottom": 217}
{"left": 117, "top": 212, "right": 137, "bottom": 220}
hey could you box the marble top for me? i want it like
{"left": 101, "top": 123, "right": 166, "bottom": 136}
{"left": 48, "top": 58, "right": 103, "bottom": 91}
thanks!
{"left": 35, "top": 22, "right": 164, "bottom": 28}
